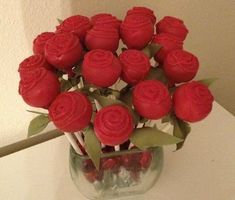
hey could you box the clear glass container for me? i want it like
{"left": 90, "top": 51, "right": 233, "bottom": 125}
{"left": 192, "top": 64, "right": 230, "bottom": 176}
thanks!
{"left": 69, "top": 147, "right": 163, "bottom": 200}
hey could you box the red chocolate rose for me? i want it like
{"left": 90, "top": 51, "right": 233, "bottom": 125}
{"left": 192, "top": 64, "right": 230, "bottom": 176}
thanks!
{"left": 156, "top": 16, "right": 188, "bottom": 41}
{"left": 19, "top": 68, "right": 60, "bottom": 108}
{"left": 119, "top": 49, "right": 150, "bottom": 85}
{"left": 133, "top": 80, "right": 171, "bottom": 119}
{"left": 139, "top": 152, "right": 152, "bottom": 169}
{"left": 91, "top": 13, "right": 121, "bottom": 29}
{"left": 85, "top": 25, "right": 120, "bottom": 52}
{"left": 82, "top": 49, "right": 121, "bottom": 87}
{"left": 49, "top": 91, "right": 92, "bottom": 132}
{"left": 84, "top": 169, "right": 104, "bottom": 183}
{"left": 164, "top": 49, "right": 199, "bottom": 83}
{"left": 44, "top": 33, "right": 82, "bottom": 70}
{"left": 56, "top": 15, "right": 91, "bottom": 42}
{"left": 120, "top": 16, "right": 154, "bottom": 49}
{"left": 33, "top": 32, "right": 55, "bottom": 55}
{"left": 173, "top": 81, "right": 214, "bottom": 122}
{"left": 94, "top": 105, "right": 134, "bottom": 146}
{"left": 18, "top": 55, "right": 53, "bottom": 78}
{"left": 152, "top": 33, "right": 183, "bottom": 63}
{"left": 126, "top": 7, "right": 156, "bottom": 24}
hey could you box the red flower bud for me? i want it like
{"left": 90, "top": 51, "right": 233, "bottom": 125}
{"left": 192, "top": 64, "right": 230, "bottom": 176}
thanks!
{"left": 94, "top": 105, "right": 134, "bottom": 146}
{"left": 126, "top": 7, "right": 156, "bottom": 24}
{"left": 49, "top": 91, "right": 92, "bottom": 132}
{"left": 33, "top": 32, "right": 55, "bottom": 55}
{"left": 82, "top": 49, "right": 121, "bottom": 87}
{"left": 85, "top": 25, "right": 120, "bottom": 52}
{"left": 173, "top": 81, "right": 214, "bottom": 122}
{"left": 156, "top": 16, "right": 188, "bottom": 41}
{"left": 152, "top": 33, "right": 183, "bottom": 63}
{"left": 91, "top": 13, "right": 121, "bottom": 30}
{"left": 18, "top": 55, "right": 53, "bottom": 78}
{"left": 164, "top": 49, "right": 199, "bottom": 83}
{"left": 19, "top": 68, "right": 60, "bottom": 108}
{"left": 45, "top": 33, "right": 83, "bottom": 70}
{"left": 133, "top": 80, "right": 171, "bottom": 119}
{"left": 56, "top": 15, "right": 91, "bottom": 42}
{"left": 120, "top": 16, "right": 154, "bottom": 49}
{"left": 119, "top": 49, "right": 150, "bottom": 85}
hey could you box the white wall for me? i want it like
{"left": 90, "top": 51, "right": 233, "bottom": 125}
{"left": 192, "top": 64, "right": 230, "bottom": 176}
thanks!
{"left": 0, "top": 0, "right": 235, "bottom": 146}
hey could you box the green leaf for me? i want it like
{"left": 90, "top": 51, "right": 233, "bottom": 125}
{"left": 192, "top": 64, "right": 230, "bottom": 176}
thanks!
{"left": 130, "top": 127, "right": 183, "bottom": 150}
{"left": 161, "top": 114, "right": 171, "bottom": 124}
{"left": 57, "top": 18, "right": 63, "bottom": 24}
{"left": 173, "top": 117, "right": 191, "bottom": 150}
{"left": 28, "top": 115, "right": 50, "bottom": 137}
{"left": 146, "top": 67, "right": 168, "bottom": 84}
{"left": 93, "top": 94, "right": 124, "bottom": 107}
{"left": 84, "top": 126, "right": 102, "bottom": 170}
{"left": 26, "top": 110, "right": 48, "bottom": 115}
{"left": 142, "top": 43, "right": 161, "bottom": 58}
{"left": 198, "top": 78, "right": 218, "bottom": 87}
{"left": 60, "top": 79, "right": 73, "bottom": 92}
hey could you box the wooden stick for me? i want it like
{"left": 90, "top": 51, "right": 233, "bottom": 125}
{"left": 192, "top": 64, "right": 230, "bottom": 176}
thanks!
{"left": 64, "top": 132, "right": 83, "bottom": 155}
{"left": 74, "top": 132, "right": 84, "bottom": 147}
{"left": 0, "top": 129, "right": 63, "bottom": 158}
{"left": 114, "top": 145, "right": 120, "bottom": 151}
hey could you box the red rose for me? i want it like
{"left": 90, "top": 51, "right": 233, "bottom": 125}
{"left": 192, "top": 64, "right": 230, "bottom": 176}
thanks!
{"left": 33, "top": 32, "right": 55, "bottom": 55}
{"left": 94, "top": 105, "right": 134, "bottom": 146}
{"left": 49, "top": 91, "right": 92, "bottom": 132}
{"left": 133, "top": 80, "right": 171, "bottom": 119}
{"left": 156, "top": 16, "right": 188, "bottom": 41}
{"left": 44, "top": 33, "right": 82, "bottom": 70}
{"left": 82, "top": 49, "right": 121, "bottom": 87}
{"left": 56, "top": 15, "right": 91, "bottom": 42}
{"left": 19, "top": 68, "right": 60, "bottom": 108}
{"left": 85, "top": 25, "right": 120, "bottom": 52}
{"left": 91, "top": 13, "right": 121, "bottom": 29}
{"left": 152, "top": 33, "right": 183, "bottom": 63}
{"left": 18, "top": 55, "right": 53, "bottom": 78}
{"left": 120, "top": 16, "right": 154, "bottom": 49}
{"left": 173, "top": 81, "right": 214, "bottom": 122}
{"left": 119, "top": 49, "right": 150, "bottom": 85}
{"left": 126, "top": 7, "right": 156, "bottom": 24}
{"left": 164, "top": 49, "right": 199, "bottom": 83}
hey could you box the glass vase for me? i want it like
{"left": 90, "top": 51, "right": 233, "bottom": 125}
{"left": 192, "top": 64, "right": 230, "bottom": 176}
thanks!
{"left": 69, "top": 147, "right": 163, "bottom": 200}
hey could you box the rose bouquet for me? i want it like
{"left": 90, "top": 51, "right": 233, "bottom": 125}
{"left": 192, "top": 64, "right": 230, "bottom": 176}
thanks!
{"left": 16, "top": 6, "right": 215, "bottom": 199}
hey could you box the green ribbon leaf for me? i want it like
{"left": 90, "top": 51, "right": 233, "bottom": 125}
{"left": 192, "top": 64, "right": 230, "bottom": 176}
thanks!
{"left": 173, "top": 117, "right": 191, "bottom": 150}
{"left": 146, "top": 67, "right": 168, "bottom": 84}
{"left": 26, "top": 110, "right": 48, "bottom": 115}
{"left": 161, "top": 114, "right": 171, "bottom": 124}
{"left": 130, "top": 127, "right": 183, "bottom": 150}
{"left": 57, "top": 18, "right": 63, "bottom": 24}
{"left": 142, "top": 43, "right": 161, "bottom": 58}
{"left": 198, "top": 78, "right": 218, "bottom": 87}
{"left": 28, "top": 115, "right": 50, "bottom": 137}
{"left": 84, "top": 126, "right": 102, "bottom": 170}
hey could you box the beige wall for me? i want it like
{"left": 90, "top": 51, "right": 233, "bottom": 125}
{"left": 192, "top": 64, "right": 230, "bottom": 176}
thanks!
{"left": 0, "top": 0, "right": 234, "bottom": 146}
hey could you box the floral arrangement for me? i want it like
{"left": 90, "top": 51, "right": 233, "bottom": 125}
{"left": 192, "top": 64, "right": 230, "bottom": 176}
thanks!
{"left": 18, "top": 7, "right": 215, "bottom": 183}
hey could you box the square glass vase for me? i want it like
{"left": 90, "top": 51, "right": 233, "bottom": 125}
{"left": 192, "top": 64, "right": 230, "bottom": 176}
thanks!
{"left": 69, "top": 147, "right": 163, "bottom": 200}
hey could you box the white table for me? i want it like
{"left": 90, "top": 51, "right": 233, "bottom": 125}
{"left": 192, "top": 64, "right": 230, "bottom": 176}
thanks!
{"left": 0, "top": 102, "right": 235, "bottom": 200}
